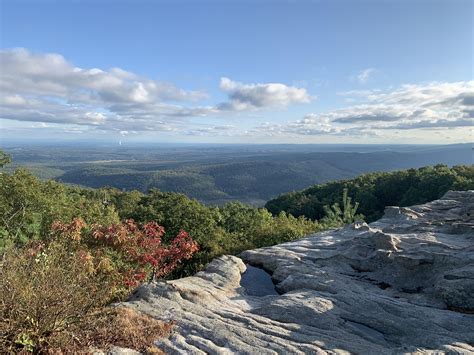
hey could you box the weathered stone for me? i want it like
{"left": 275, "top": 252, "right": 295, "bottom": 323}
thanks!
{"left": 124, "top": 191, "right": 474, "bottom": 354}
{"left": 107, "top": 346, "right": 141, "bottom": 355}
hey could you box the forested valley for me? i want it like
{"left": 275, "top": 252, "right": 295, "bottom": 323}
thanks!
{"left": 4, "top": 143, "right": 471, "bottom": 206}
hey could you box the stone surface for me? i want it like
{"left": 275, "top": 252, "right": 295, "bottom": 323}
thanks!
{"left": 124, "top": 191, "right": 474, "bottom": 354}
{"left": 107, "top": 346, "right": 141, "bottom": 355}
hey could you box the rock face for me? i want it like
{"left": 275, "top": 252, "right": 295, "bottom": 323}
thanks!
{"left": 124, "top": 191, "right": 474, "bottom": 354}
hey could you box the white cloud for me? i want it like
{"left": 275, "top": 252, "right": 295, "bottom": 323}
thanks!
{"left": 218, "top": 77, "right": 312, "bottom": 111}
{"left": 0, "top": 48, "right": 206, "bottom": 103}
{"left": 282, "top": 114, "right": 339, "bottom": 135}
{"left": 184, "top": 125, "right": 237, "bottom": 136}
{"left": 1, "top": 48, "right": 471, "bottom": 142}
{"left": 3, "top": 94, "right": 28, "bottom": 106}
{"left": 355, "top": 68, "right": 377, "bottom": 84}
{"left": 0, "top": 48, "right": 214, "bottom": 132}
{"left": 0, "top": 49, "right": 314, "bottom": 134}
{"left": 250, "top": 81, "right": 473, "bottom": 138}
{"left": 251, "top": 116, "right": 375, "bottom": 138}
{"left": 338, "top": 81, "right": 473, "bottom": 127}
{"left": 383, "top": 118, "right": 473, "bottom": 130}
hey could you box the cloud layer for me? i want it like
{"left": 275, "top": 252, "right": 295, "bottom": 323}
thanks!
{"left": 249, "top": 81, "right": 473, "bottom": 139}
{"left": 1, "top": 48, "right": 206, "bottom": 104}
{"left": 0, "top": 48, "right": 472, "bottom": 141}
{"left": 0, "top": 48, "right": 311, "bottom": 133}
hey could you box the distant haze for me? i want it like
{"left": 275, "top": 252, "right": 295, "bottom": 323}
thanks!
{"left": 4, "top": 143, "right": 472, "bottom": 206}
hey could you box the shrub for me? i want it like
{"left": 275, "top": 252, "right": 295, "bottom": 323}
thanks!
{"left": 51, "top": 218, "right": 199, "bottom": 291}
{"left": 254, "top": 211, "right": 320, "bottom": 247}
{"left": 73, "top": 307, "right": 173, "bottom": 353}
{"left": 0, "top": 150, "right": 11, "bottom": 168}
{"left": 0, "top": 218, "right": 197, "bottom": 353}
{"left": 0, "top": 238, "right": 112, "bottom": 352}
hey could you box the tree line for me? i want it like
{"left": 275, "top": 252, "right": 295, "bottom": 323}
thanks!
{"left": 266, "top": 164, "right": 474, "bottom": 222}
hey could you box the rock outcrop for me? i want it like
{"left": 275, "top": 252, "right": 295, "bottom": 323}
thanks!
{"left": 124, "top": 191, "right": 474, "bottom": 354}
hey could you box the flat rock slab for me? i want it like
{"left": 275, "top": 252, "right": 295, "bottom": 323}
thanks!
{"left": 124, "top": 191, "right": 474, "bottom": 354}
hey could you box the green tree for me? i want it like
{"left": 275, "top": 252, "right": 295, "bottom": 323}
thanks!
{"left": 254, "top": 211, "right": 319, "bottom": 247}
{"left": 321, "top": 188, "right": 363, "bottom": 228}
{"left": 266, "top": 165, "right": 474, "bottom": 223}
{"left": 0, "top": 169, "right": 119, "bottom": 251}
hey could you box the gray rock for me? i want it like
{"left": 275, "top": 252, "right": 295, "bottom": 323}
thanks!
{"left": 92, "top": 346, "right": 141, "bottom": 355}
{"left": 124, "top": 191, "right": 474, "bottom": 354}
{"left": 108, "top": 346, "right": 141, "bottom": 355}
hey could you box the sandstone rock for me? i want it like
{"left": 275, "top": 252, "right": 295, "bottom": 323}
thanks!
{"left": 124, "top": 191, "right": 474, "bottom": 354}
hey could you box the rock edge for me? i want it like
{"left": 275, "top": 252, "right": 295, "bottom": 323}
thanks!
{"left": 125, "top": 191, "right": 474, "bottom": 354}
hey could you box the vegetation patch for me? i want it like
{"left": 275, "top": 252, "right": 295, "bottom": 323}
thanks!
{"left": 0, "top": 217, "right": 185, "bottom": 353}
{"left": 266, "top": 165, "right": 474, "bottom": 222}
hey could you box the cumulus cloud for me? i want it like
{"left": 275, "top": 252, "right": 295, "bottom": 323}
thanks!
{"left": 252, "top": 115, "right": 341, "bottom": 137}
{"left": 279, "top": 114, "right": 339, "bottom": 135}
{"left": 0, "top": 48, "right": 217, "bottom": 132}
{"left": 381, "top": 118, "right": 473, "bottom": 130}
{"left": 218, "top": 77, "right": 312, "bottom": 111}
{"left": 330, "top": 105, "right": 413, "bottom": 123}
{"left": 0, "top": 49, "right": 314, "bottom": 134}
{"left": 0, "top": 48, "right": 206, "bottom": 103}
{"left": 251, "top": 116, "right": 375, "bottom": 138}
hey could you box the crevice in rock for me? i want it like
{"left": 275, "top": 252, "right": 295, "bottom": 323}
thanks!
{"left": 350, "top": 264, "right": 372, "bottom": 273}
{"left": 400, "top": 286, "right": 424, "bottom": 294}
{"left": 446, "top": 306, "right": 474, "bottom": 315}
{"left": 443, "top": 274, "right": 466, "bottom": 280}
{"left": 342, "top": 318, "right": 388, "bottom": 345}
{"left": 376, "top": 281, "right": 392, "bottom": 290}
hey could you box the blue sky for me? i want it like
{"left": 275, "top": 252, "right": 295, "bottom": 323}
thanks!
{"left": 1, "top": 0, "right": 472, "bottom": 144}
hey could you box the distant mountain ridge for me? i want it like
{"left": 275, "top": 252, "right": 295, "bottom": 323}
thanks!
{"left": 4, "top": 143, "right": 472, "bottom": 206}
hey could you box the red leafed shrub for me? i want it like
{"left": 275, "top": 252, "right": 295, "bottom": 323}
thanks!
{"left": 1, "top": 241, "right": 173, "bottom": 353}
{"left": 1, "top": 218, "right": 190, "bottom": 353}
{"left": 51, "top": 218, "right": 199, "bottom": 290}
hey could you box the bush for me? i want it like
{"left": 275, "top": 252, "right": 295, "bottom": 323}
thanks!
{"left": 73, "top": 307, "right": 173, "bottom": 353}
{"left": 53, "top": 218, "right": 200, "bottom": 290}
{"left": 254, "top": 211, "right": 320, "bottom": 247}
{"left": 0, "top": 218, "right": 197, "bottom": 353}
{"left": 0, "top": 238, "right": 112, "bottom": 352}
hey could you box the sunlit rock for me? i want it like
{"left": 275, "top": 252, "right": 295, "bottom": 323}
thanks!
{"left": 125, "top": 191, "right": 474, "bottom": 354}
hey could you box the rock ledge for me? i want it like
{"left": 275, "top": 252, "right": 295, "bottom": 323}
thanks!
{"left": 125, "top": 191, "right": 474, "bottom": 354}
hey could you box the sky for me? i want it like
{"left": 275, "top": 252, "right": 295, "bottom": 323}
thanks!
{"left": 0, "top": 0, "right": 472, "bottom": 144}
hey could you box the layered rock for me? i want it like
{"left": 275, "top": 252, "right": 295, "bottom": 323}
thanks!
{"left": 124, "top": 191, "right": 474, "bottom": 354}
